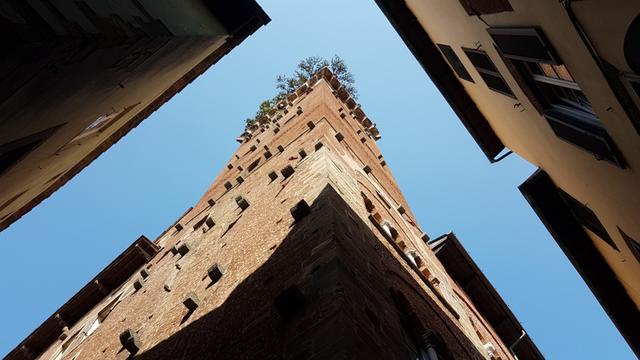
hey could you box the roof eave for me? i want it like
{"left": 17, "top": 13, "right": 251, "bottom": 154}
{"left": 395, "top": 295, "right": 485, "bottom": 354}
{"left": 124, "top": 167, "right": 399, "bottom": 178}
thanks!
{"left": 519, "top": 169, "right": 640, "bottom": 358}
{"left": 373, "top": 0, "right": 505, "bottom": 162}
{"left": 429, "top": 233, "right": 544, "bottom": 360}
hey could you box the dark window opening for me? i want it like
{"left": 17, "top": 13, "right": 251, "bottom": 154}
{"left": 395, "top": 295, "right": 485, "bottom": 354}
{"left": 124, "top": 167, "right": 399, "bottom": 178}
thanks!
{"left": 437, "top": 44, "right": 473, "bottom": 82}
{"left": 462, "top": 48, "right": 515, "bottom": 97}
{"left": 390, "top": 289, "right": 453, "bottom": 360}
{"left": 489, "top": 27, "right": 625, "bottom": 167}
{"left": 0, "top": 126, "right": 61, "bottom": 175}
{"left": 624, "top": 15, "right": 640, "bottom": 75}
{"left": 235, "top": 196, "right": 250, "bottom": 210}
{"left": 193, "top": 216, "right": 207, "bottom": 231}
{"left": 524, "top": 62, "right": 595, "bottom": 115}
{"left": 247, "top": 158, "right": 260, "bottom": 172}
{"left": 559, "top": 190, "right": 618, "bottom": 251}
{"left": 290, "top": 200, "right": 311, "bottom": 221}
{"left": 490, "top": 28, "right": 559, "bottom": 63}
{"left": 207, "top": 264, "right": 224, "bottom": 284}
{"left": 458, "top": 0, "right": 513, "bottom": 16}
{"left": 274, "top": 286, "right": 305, "bottom": 319}
{"left": 619, "top": 227, "right": 640, "bottom": 263}
{"left": 632, "top": 81, "right": 640, "bottom": 98}
{"left": 281, "top": 165, "right": 295, "bottom": 179}
{"left": 622, "top": 72, "right": 640, "bottom": 113}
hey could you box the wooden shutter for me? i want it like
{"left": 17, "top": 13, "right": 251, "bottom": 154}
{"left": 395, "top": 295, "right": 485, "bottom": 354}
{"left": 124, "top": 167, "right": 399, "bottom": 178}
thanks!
{"left": 559, "top": 189, "right": 618, "bottom": 251}
{"left": 463, "top": 48, "right": 515, "bottom": 97}
{"left": 493, "top": 44, "right": 545, "bottom": 114}
{"left": 619, "top": 227, "right": 640, "bottom": 263}
{"left": 458, "top": 0, "right": 513, "bottom": 16}
{"left": 544, "top": 109, "right": 625, "bottom": 167}
{"left": 437, "top": 44, "right": 473, "bottom": 82}
{"left": 488, "top": 27, "right": 560, "bottom": 64}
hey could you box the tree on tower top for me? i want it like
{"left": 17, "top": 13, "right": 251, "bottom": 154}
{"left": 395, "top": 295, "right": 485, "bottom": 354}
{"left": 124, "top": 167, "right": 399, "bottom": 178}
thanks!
{"left": 244, "top": 55, "right": 356, "bottom": 132}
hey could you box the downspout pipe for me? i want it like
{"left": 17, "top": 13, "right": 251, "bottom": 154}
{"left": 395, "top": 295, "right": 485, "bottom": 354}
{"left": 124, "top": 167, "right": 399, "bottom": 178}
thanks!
{"left": 560, "top": 0, "right": 637, "bottom": 127}
{"left": 421, "top": 332, "right": 440, "bottom": 360}
{"left": 509, "top": 330, "right": 527, "bottom": 360}
{"left": 425, "top": 346, "right": 439, "bottom": 360}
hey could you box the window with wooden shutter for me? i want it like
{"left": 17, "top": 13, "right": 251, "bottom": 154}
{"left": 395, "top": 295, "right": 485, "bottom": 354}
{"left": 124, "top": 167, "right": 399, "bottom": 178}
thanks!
{"left": 437, "top": 44, "right": 473, "bottom": 82}
{"left": 489, "top": 27, "right": 626, "bottom": 167}
{"left": 559, "top": 189, "right": 618, "bottom": 251}
{"left": 458, "top": 0, "right": 513, "bottom": 16}
{"left": 489, "top": 28, "right": 559, "bottom": 63}
{"left": 462, "top": 48, "right": 515, "bottom": 97}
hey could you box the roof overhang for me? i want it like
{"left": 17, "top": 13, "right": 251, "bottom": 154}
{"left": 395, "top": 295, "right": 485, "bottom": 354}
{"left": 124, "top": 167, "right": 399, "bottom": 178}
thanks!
{"left": 429, "top": 233, "right": 544, "bottom": 360}
{"left": 519, "top": 169, "right": 640, "bottom": 357}
{"left": 373, "top": 0, "right": 506, "bottom": 162}
{"left": 5, "top": 235, "right": 160, "bottom": 360}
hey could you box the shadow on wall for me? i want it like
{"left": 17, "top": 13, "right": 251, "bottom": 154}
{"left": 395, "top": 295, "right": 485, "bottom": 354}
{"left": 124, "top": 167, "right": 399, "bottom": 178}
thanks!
{"left": 131, "top": 185, "right": 485, "bottom": 359}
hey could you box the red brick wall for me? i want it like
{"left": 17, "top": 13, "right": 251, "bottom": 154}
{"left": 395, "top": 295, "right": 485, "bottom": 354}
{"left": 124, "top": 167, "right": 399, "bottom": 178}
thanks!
{"left": 29, "top": 74, "right": 512, "bottom": 360}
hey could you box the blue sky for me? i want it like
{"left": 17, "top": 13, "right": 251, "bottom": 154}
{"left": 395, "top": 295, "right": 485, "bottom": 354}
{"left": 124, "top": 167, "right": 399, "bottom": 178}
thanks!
{"left": 0, "top": 0, "right": 633, "bottom": 358}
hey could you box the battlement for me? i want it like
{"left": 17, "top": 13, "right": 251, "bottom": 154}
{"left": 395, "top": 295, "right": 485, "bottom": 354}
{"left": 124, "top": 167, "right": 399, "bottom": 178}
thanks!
{"left": 237, "top": 67, "right": 380, "bottom": 143}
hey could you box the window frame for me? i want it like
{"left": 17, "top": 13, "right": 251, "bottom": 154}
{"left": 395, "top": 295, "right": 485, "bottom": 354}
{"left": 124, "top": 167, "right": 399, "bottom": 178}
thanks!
{"left": 457, "top": 0, "right": 513, "bottom": 16}
{"left": 67, "top": 104, "right": 139, "bottom": 145}
{"left": 621, "top": 72, "right": 640, "bottom": 111}
{"left": 488, "top": 27, "right": 560, "bottom": 64}
{"left": 559, "top": 189, "right": 618, "bottom": 251}
{"left": 619, "top": 227, "right": 640, "bottom": 263}
{"left": 462, "top": 47, "right": 516, "bottom": 98}
{"left": 488, "top": 27, "right": 626, "bottom": 167}
{"left": 437, "top": 44, "right": 474, "bottom": 83}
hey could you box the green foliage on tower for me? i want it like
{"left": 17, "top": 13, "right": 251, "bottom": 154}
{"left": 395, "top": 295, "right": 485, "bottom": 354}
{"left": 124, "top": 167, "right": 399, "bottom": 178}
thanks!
{"left": 245, "top": 56, "right": 356, "bottom": 130}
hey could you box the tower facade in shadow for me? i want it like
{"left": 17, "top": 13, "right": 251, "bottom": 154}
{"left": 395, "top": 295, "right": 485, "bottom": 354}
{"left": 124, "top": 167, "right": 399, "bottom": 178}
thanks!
{"left": 6, "top": 68, "right": 543, "bottom": 360}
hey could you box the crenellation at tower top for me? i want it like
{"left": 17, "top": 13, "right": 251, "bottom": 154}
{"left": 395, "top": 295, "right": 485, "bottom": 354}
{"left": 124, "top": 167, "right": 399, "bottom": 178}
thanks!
{"left": 237, "top": 67, "right": 381, "bottom": 144}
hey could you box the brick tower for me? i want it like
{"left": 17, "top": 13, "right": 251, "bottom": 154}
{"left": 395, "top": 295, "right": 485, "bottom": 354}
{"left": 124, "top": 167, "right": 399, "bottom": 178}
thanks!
{"left": 6, "top": 68, "right": 543, "bottom": 360}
